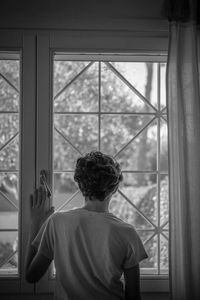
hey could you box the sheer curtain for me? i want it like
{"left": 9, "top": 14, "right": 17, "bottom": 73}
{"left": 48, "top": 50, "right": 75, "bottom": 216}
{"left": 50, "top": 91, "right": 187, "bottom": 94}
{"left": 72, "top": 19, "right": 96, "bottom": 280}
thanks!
{"left": 164, "top": 0, "right": 200, "bottom": 299}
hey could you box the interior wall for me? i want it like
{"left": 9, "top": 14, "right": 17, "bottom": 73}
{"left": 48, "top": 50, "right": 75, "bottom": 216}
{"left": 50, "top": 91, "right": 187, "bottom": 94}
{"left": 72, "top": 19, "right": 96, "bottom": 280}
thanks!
{"left": 0, "top": 0, "right": 167, "bottom": 31}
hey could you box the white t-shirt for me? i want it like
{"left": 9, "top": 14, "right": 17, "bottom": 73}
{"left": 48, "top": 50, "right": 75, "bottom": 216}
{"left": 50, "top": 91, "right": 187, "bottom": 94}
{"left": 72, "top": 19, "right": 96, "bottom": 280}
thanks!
{"left": 32, "top": 208, "right": 148, "bottom": 300}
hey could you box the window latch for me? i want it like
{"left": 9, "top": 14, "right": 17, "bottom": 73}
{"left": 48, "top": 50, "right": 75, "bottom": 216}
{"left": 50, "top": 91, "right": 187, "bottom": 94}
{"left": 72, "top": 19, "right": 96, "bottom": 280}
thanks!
{"left": 40, "top": 170, "right": 52, "bottom": 197}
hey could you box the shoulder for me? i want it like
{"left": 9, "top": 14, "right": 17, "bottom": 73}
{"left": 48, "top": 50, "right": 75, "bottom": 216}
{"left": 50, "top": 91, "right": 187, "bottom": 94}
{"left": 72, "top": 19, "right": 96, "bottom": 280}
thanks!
{"left": 49, "top": 208, "right": 82, "bottom": 224}
{"left": 107, "top": 213, "right": 138, "bottom": 238}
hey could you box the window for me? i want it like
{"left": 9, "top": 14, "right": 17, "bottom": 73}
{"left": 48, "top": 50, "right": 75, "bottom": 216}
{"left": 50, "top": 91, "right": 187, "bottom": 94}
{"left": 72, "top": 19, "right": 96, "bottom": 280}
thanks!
{"left": 0, "top": 32, "right": 169, "bottom": 294}
{"left": 0, "top": 54, "right": 20, "bottom": 276}
{"left": 53, "top": 54, "right": 168, "bottom": 276}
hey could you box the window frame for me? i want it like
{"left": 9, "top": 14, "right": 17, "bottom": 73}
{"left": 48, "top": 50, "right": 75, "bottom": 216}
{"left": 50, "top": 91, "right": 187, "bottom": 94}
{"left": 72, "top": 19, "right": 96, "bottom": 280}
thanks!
{"left": 0, "top": 29, "right": 169, "bottom": 294}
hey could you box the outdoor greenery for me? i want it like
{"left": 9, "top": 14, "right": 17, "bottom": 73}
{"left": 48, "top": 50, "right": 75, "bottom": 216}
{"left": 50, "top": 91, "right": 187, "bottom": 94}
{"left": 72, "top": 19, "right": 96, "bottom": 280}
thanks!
{"left": 0, "top": 59, "right": 169, "bottom": 274}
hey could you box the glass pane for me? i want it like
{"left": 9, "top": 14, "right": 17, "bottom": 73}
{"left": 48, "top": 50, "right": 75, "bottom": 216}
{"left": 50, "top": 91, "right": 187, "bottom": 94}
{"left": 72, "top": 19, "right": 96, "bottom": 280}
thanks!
{"left": 160, "top": 235, "right": 168, "bottom": 274}
{"left": 54, "top": 62, "right": 98, "bottom": 112}
{"left": 0, "top": 173, "right": 19, "bottom": 212}
{"left": 0, "top": 54, "right": 20, "bottom": 276}
{"left": 53, "top": 172, "right": 79, "bottom": 210}
{"left": 117, "top": 118, "right": 157, "bottom": 171}
{"left": 140, "top": 235, "right": 158, "bottom": 274}
{"left": 0, "top": 137, "right": 19, "bottom": 170}
{"left": 101, "top": 115, "right": 153, "bottom": 156}
{"left": 0, "top": 231, "right": 18, "bottom": 274}
{"left": 0, "top": 115, "right": 19, "bottom": 149}
{"left": 160, "top": 63, "right": 166, "bottom": 109}
{"left": 101, "top": 63, "right": 154, "bottom": 113}
{"left": 137, "top": 230, "right": 155, "bottom": 244}
{"left": 109, "top": 192, "right": 153, "bottom": 229}
{"left": 160, "top": 175, "right": 169, "bottom": 226}
{"left": 160, "top": 120, "right": 168, "bottom": 172}
{"left": 120, "top": 173, "right": 157, "bottom": 226}
{"left": 53, "top": 129, "right": 81, "bottom": 171}
{"left": 54, "top": 115, "right": 98, "bottom": 154}
{"left": 110, "top": 62, "right": 158, "bottom": 109}
{"left": 0, "top": 78, "right": 19, "bottom": 112}
{"left": 54, "top": 61, "right": 90, "bottom": 96}
{"left": 0, "top": 60, "right": 20, "bottom": 90}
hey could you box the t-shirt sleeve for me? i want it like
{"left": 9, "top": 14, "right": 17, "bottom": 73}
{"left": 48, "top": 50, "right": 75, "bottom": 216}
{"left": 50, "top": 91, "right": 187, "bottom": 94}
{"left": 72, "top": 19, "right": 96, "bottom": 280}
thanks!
{"left": 32, "top": 215, "right": 55, "bottom": 260}
{"left": 123, "top": 227, "right": 148, "bottom": 269}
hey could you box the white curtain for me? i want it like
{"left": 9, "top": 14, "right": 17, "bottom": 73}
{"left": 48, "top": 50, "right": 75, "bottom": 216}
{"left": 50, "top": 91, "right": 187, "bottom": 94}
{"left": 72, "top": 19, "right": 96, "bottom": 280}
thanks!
{"left": 166, "top": 4, "right": 200, "bottom": 299}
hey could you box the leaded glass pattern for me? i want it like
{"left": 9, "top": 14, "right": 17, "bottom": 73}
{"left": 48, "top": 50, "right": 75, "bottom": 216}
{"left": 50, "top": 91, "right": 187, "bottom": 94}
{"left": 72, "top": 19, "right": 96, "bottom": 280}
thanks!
{"left": 53, "top": 57, "right": 168, "bottom": 275}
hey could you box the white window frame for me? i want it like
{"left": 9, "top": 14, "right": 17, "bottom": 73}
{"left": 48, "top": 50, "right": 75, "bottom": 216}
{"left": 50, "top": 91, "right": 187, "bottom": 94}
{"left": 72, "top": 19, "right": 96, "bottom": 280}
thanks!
{"left": 0, "top": 28, "right": 169, "bottom": 295}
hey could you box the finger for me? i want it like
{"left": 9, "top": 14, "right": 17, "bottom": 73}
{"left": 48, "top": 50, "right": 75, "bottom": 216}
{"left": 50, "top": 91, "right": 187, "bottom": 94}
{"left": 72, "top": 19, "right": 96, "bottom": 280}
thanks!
{"left": 38, "top": 186, "right": 44, "bottom": 207}
{"left": 35, "top": 188, "right": 40, "bottom": 207}
{"left": 47, "top": 206, "right": 55, "bottom": 218}
{"left": 32, "top": 189, "right": 37, "bottom": 208}
{"left": 40, "top": 185, "right": 47, "bottom": 206}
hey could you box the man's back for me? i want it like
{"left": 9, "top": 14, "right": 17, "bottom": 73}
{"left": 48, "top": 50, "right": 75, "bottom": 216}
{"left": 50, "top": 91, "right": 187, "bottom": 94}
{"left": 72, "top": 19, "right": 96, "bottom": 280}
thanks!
{"left": 33, "top": 208, "right": 147, "bottom": 300}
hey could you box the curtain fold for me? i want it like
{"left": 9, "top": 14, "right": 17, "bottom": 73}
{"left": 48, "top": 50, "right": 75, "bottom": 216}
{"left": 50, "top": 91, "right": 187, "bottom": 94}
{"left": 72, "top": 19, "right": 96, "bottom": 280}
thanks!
{"left": 165, "top": 1, "right": 200, "bottom": 299}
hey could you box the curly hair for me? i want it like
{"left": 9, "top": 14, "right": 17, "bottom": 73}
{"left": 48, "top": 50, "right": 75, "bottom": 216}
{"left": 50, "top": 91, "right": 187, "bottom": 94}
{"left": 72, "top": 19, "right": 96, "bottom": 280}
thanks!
{"left": 74, "top": 151, "right": 123, "bottom": 201}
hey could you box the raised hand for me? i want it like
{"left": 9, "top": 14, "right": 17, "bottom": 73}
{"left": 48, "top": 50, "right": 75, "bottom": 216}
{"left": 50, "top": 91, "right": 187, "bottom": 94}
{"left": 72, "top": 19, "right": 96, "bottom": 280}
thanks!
{"left": 30, "top": 185, "right": 54, "bottom": 228}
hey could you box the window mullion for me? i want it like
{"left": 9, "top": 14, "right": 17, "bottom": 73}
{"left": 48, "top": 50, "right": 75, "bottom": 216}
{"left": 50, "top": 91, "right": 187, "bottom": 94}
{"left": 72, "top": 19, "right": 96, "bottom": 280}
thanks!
{"left": 20, "top": 34, "right": 37, "bottom": 293}
{"left": 34, "top": 34, "right": 54, "bottom": 294}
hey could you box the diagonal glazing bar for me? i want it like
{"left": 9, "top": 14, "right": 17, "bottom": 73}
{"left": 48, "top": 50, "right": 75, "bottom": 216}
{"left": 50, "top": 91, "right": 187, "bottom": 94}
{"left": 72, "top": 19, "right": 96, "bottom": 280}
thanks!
{"left": 118, "top": 189, "right": 157, "bottom": 229}
{"left": 54, "top": 126, "right": 83, "bottom": 155}
{"left": 161, "top": 115, "right": 167, "bottom": 122}
{"left": 161, "top": 107, "right": 167, "bottom": 114}
{"left": 0, "top": 250, "right": 17, "bottom": 269}
{"left": 161, "top": 231, "right": 169, "bottom": 240}
{"left": 143, "top": 232, "right": 157, "bottom": 246}
{"left": 105, "top": 62, "right": 158, "bottom": 112}
{"left": 161, "top": 220, "right": 169, "bottom": 229}
{"left": 54, "top": 62, "right": 94, "bottom": 100}
{"left": 0, "top": 73, "right": 19, "bottom": 94}
{"left": 0, "top": 131, "right": 19, "bottom": 154}
{"left": 114, "top": 116, "right": 156, "bottom": 158}
{"left": 56, "top": 190, "right": 80, "bottom": 212}
{"left": 0, "top": 190, "right": 18, "bottom": 210}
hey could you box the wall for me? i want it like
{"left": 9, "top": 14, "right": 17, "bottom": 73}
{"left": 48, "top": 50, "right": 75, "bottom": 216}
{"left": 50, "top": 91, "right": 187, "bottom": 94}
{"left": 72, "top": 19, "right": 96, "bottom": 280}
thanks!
{"left": 0, "top": 0, "right": 167, "bottom": 31}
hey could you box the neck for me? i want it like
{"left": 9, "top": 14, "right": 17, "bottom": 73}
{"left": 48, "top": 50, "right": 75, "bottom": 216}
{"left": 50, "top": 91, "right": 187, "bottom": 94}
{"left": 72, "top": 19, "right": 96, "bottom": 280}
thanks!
{"left": 83, "top": 197, "right": 110, "bottom": 212}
